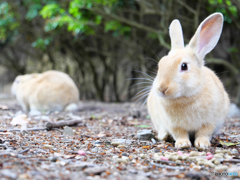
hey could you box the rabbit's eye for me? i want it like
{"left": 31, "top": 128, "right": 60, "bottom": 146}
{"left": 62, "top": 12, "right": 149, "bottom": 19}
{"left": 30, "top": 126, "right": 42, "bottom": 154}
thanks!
{"left": 181, "top": 63, "right": 188, "bottom": 71}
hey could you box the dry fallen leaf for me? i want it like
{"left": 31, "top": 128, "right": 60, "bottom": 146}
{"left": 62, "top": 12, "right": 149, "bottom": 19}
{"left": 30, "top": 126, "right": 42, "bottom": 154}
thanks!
{"left": 0, "top": 105, "right": 9, "bottom": 110}
{"left": 10, "top": 114, "right": 29, "bottom": 131}
{"left": 219, "top": 140, "right": 240, "bottom": 146}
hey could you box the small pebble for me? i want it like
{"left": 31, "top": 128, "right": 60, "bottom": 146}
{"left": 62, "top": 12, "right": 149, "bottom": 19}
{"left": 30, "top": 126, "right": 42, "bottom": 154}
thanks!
{"left": 44, "top": 144, "right": 54, "bottom": 149}
{"left": 161, "top": 157, "right": 169, "bottom": 161}
{"left": 214, "top": 154, "right": 223, "bottom": 158}
{"left": 122, "top": 152, "right": 128, "bottom": 157}
{"left": 157, "top": 144, "right": 165, "bottom": 148}
{"left": 190, "top": 151, "right": 199, "bottom": 156}
{"left": 78, "top": 150, "right": 86, "bottom": 156}
{"left": 111, "top": 142, "right": 120, "bottom": 147}
{"left": 215, "top": 165, "right": 228, "bottom": 171}
{"left": 225, "top": 155, "right": 233, "bottom": 159}
{"left": 215, "top": 149, "right": 222, "bottom": 154}
{"left": 182, "top": 154, "right": 189, "bottom": 160}
{"left": 214, "top": 159, "right": 220, "bottom": 165}
{"left": 175, "top": 160, "right": 181, "bottom": 164}
{"left": 197, "top": 161, "right": 205, "bottom": 166}
{"left": 205, "top": 154, "right": 214, "bottom": 160}
{"left": 177, "top": 151, "right": 183, "bottom": 155}
{"left": 189, "top": 157, "right": 197, "bottom": 161}
{"left": 222, "top": 149, "right": 231, "bottom": 154}
{"left": 91, "top": 147, "right": 98, "bottom": 153}
{"left": 205, "top": 161, "right": 215, "bottom": 168}
{"left": 140, "top": 154, "right": 146, "bottom": 159}
{"left": 206, "top": 152, "right": 212, "bottom": 156}
{"left": 169, "top": 155, "right": 178, "bottom": 161}
{"left": 192, "top": 165, "right": 201, "bottom": 171}
{"left": 117, "top": 145, "right": 126, "bottom": 148}
{"left": 50, "top": 156, "right": 58, "bottom": 162}
{"left": 230, "top": 149, "right": 239, "bottom": 155}
{"left": 165, "top": 154, "right": 171, "bottom": 159}
{"left": 117, "top": 156, "right": 129, "bottom": 164}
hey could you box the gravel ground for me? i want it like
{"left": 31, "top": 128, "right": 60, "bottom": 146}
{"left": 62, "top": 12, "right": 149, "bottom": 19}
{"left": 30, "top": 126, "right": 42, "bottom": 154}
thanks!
{"left": 0, "top": 98, "right": 240, "bottom": 180}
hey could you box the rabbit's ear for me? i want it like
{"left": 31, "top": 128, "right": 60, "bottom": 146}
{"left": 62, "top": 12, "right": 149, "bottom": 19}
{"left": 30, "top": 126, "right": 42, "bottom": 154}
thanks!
{"left": 169, "top": 20, "right": 184, "bottom": 49}
{"left": 189, "top": 13, "right": 223, "bottom": 61}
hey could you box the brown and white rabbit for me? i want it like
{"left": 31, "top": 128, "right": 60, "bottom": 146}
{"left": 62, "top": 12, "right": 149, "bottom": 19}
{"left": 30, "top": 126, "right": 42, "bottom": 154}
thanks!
{"left": 11, "top": 70, "right": 79, "bottom": 112}
{"left": 147, "top": 13, "right": 230, "bottom": 150}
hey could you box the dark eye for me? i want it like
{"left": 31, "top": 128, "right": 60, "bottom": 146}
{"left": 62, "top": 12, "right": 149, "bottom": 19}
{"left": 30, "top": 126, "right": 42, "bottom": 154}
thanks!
{"left": 181, "top": 63, "right": 188, "bottom": 71}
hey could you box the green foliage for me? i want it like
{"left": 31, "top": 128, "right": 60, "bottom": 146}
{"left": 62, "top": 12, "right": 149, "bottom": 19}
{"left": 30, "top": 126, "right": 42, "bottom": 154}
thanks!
{"left": 0, "top": 2, "right": 19, "bottom": 41}
{"left": 104, "top": 20, "right": 131, "bottom": 36}
{"left": 25, "top": 4, "right": 42, "bottom": 20}
{"left": 31, "top": 37, "right": 53, "bottom": 50}
{"left": 147, "top": 33, "right": 158, "bottom": 39}
{"left": 38, "top": 0, "right": 131, "bottom": 37}
{"left": 40, "top": 4, "right": 65, "bottom": 18}
{"left": 137, "top": 125, "right": 150, "bottom": 128}
{"left": 207, "top": 0, "right": 238, "bottom": 23}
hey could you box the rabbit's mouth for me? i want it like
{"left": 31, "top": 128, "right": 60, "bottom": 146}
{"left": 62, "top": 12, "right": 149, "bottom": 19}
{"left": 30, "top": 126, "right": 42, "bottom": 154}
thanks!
{"left": 155, "top": 87, "right": 181, "bottom": 99}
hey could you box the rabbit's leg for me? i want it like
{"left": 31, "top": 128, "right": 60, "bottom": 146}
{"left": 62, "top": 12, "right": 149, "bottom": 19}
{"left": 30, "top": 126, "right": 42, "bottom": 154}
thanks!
{"left": 194, "top": 124, "right": 215, "bottom": 150}
{"left": 170, "top": 127, "right": 191, "bottom": 148}
{"left": 157, "top": 127, "right": 169, "bottom": 141}
{"left": 19, "top": 101, "right": 29, "bottom": 112}
{"left": 151, "top": 117, "right": 169, "bottom": 141}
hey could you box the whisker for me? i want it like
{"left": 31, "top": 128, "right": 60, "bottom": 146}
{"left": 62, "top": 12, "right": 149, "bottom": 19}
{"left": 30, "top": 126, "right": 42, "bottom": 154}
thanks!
{"left": 147, "top": 70, "right": 157, "bottom": 75}
{"left": 130, "top": 82, "right": 152, "bottom": 88}
{"left": 140, "top": 97, "right": 148, "bottom": 109}
{"left": 134, "top": 94, "right": 149, "bottom": 106}
{"left": 133, "top": 70, "right": 155, "bottom": 80}
{"left": 144, "top": 57, "right": 159, "bottom": 64}
{"left": 126, "top": 78, "right": 153, "bottom": 82}
{"left": 136, "top": 87, "right": 151, "bottom": 94}
{"left": 127, "top": 86, "right": 151, "bottom": 94}
{"left": 137, "top": 39, "right": 159, "bottom": 60}
{"left": 132, "top": 91, "right": 150, "bottom": 102}
{"left": 133, "top": 91, "right": 151, "bottom": 102}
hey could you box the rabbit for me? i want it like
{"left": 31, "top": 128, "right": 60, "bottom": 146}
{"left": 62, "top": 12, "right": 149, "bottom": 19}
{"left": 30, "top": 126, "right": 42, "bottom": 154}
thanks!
{"left": 11, "top": 70, "right": 79, "bottom": 112}
{"left": 147, "top": 13, "right": 230, "bottom": 150}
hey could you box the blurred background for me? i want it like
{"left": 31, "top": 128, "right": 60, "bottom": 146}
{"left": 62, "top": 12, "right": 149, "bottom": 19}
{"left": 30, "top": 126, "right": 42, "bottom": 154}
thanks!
{"left": 0, "top": 0, "right": 239, "bottom": 104}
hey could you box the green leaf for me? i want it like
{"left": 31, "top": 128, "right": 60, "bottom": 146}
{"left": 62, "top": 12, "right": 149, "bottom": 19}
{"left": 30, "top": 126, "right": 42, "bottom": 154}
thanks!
{"left": 219, "top": 140, "right": 240, "bottom": 146}
{"left": 40, "top": 4, "right": 60, "bottom": 19}
{"left": 25, "top": 4, "right": 42, "bottom": 20}
{"left": 146, "top": 115, "right": 150, "bottom": 119}
{"left": 137, "top": 125, "right": 150, "bottom": 128}
{"left": 31, "top": 37, "right": 53, "bottom": 50}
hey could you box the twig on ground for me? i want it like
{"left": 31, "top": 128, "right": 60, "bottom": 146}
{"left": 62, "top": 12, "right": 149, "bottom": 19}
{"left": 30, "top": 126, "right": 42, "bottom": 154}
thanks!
{"left": 0, "top": 144, "right": 8, "bottom": 149}
{"left": 0, "top": 153, "right": 10, "bottom": 156}
{"left": 8, "top": 128, "right": 47, "bottom": 132}
{"left": 18, "top": 148, "right": 30, "bottom": 154}
{"left": 46, "top": 119, "right": 84, "bottom": 129}
{"left": 151, "top": 162, "right": 185, "bottom": 170}
{"left": 223, "top": 159, "right": 240, "bottom": 163}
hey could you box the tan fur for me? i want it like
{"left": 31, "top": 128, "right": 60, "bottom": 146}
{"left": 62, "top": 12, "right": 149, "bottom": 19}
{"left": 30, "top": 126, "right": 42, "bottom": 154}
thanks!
{"left": 147, "top": 13, "right": 230, "bottom": 149}
{"left": 12, "top": 70, "right": 79, "bottom": 112}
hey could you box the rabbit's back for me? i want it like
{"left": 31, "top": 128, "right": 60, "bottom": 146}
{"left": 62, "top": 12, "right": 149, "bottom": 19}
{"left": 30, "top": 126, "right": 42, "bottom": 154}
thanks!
{"left": 16, "top": 70, "right": 79, "bottom": 111}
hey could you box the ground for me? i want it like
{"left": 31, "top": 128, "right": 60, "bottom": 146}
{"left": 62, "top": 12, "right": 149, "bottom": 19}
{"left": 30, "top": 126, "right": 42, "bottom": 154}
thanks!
{"left": 0, "top": 97, "right": 240, "bottom": 180}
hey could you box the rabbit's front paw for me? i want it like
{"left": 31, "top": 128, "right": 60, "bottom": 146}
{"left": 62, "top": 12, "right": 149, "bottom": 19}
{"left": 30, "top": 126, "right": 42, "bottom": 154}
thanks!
{"left": 157, "top": 131, "right": 168, "bottom": 141}
{"left": 175, "top": 139, "right": 191, "bottom": 149}
{"left": 194, "top": 137, "right": 210, "bottom": 150}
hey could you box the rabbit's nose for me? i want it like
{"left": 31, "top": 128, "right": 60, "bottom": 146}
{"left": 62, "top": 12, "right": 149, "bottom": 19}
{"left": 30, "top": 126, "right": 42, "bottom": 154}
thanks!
{"left": 158, "top": 87, "right": 168, "bottom": 95}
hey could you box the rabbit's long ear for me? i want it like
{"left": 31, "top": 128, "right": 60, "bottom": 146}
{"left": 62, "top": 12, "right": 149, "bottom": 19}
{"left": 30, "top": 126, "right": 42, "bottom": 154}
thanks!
{"left": 169, "top": 20, "right": 184, "bottom": 50}
{"left": 189, "top": 13, "right": 223, "bottom": 61}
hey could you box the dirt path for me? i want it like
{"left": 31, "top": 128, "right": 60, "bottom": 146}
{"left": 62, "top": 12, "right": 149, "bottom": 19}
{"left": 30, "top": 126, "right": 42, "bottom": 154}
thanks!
{"left": 0, "top": 99, "right": 239, "bottom": 180}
